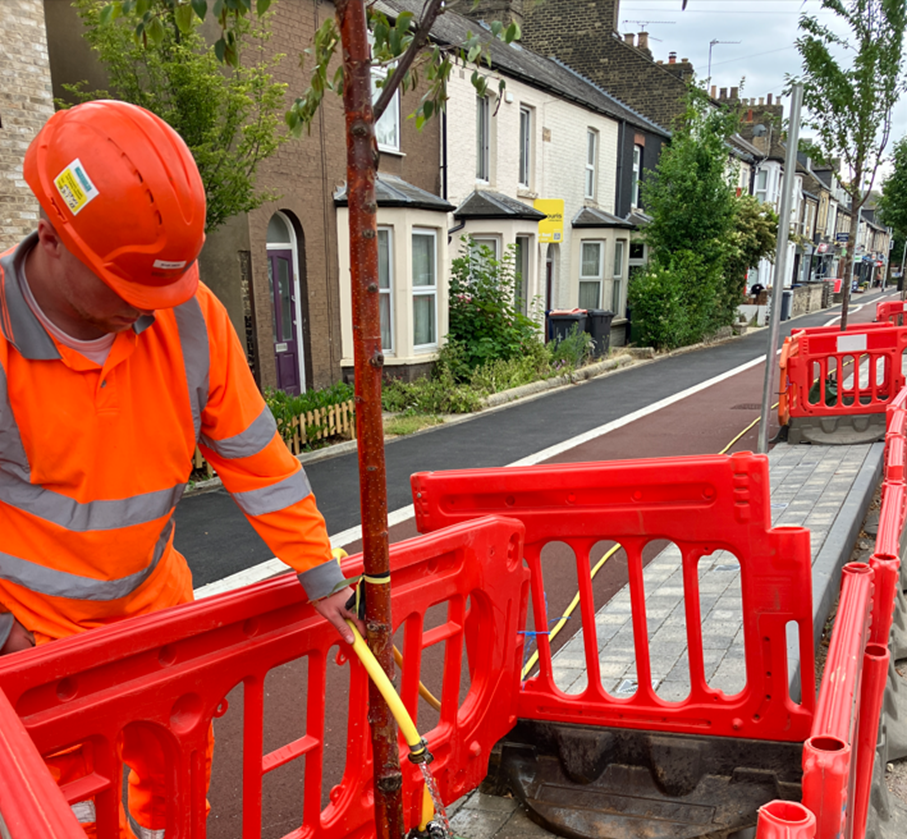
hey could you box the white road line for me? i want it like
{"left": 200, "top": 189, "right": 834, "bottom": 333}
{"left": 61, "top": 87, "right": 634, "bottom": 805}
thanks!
{"left": 195, "top": 353, "right": 770, "bottom": 598}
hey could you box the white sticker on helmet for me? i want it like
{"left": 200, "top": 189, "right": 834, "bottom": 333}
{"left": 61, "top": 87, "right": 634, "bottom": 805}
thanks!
{"left": 54, "top": 158, "right": 99, "bottom": 216}
{"left": 153, "top": 259, "right": 188, "bottom": 270}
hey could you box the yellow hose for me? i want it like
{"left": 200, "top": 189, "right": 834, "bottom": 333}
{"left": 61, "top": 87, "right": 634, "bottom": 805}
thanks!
{"left": 345, "top": 620, "right": 426, "bottom": 755}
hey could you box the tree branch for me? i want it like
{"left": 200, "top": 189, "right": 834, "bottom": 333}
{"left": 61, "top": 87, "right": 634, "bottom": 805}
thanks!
{"left": 372, "top": 0, "right": 445, "bottom": 121}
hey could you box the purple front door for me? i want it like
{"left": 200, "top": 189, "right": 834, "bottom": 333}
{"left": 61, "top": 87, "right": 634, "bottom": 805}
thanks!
{"left": 268, "top": 250, "right": 301, "bottom": 395}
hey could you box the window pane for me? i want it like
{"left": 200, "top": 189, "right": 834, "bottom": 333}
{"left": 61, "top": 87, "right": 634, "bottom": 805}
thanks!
{"left": 277, "top": 258, "right": 293, "bottom": 341}
{"left": 519, "top": 108, "right": 530, "bottom": 185}
{"left": 613, "top": 241, "right": 625, "bottom": 277}
{"left": 375, "top": 92, "right": 399, "bottom": 149}
{"left": 378, "top": 230, "right": 390, "bottom": 289}
{"left": 578, "top": 281, "right": 600, "bottom": 310}
{"left": 267, "top": 214, "right": 290, "bottom": 245}
{"left": 587, "top": 131, "right": 596, "bottom": 165}
{"left": 412, "top": 234, "right": 435, "bottom": 286}
{"left": 379, "top": 292, "right": 392, "bottom": 350}
{"left": 611, "top": 278, "right": 622, "bottom": 314}
{"left": 413, "top": 294, "right": 436, "bottom": 345}
{"left": 581, "top": 242, "right": 601, "bottom": 277}
{"left": 476, "top": 97, "right": 488, "bottom": 180}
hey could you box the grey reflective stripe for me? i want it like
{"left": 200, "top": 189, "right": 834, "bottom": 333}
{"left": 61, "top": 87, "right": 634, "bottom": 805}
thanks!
{"left": 200, "top": 406, "right": 277, "bottom": 460}
{"left": 0, "top": 235, "right": 60, "bottom": 360}
{"left": 0, "top": 612, "right": 13, "bottom": 649}
{"left": 0, "top": 519, "right": 173, "bottom": 601}
{"left": 71, "top": 801, "right": 96, "bottom": 825}
{"left": 231, "top": 469, "right": 312, "bottom": 517}
{"left": 0, "top": 469, "right": 185, "bottom": 532}
{"left": 0, "top": 364, "right": 30, "bottom": 482}
{"left": 173, "top": 297, "right": 210, "bottom": 440}
{"left": 297, "top": 559, "right": 344, "bottom": 601}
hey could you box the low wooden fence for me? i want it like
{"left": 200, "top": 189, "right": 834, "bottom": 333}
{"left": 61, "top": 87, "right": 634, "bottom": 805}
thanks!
{"left": 192, "top": 400, "right": 356, "bottom": 479}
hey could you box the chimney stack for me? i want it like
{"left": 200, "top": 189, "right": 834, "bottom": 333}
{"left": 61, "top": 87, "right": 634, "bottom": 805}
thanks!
{"left": 767, "top": 93, "right": 773, "bottom": 105}
{"left": 668, "top": 51, "right": 677, "bottom": 63}
{"left": 637, "top": 31, "right": 651, "bottom": 56}
{"left": 624, "top": 32, "right": 635, "bottom": 46}
{"left": 710, "top": 85, "right": 717, "bottom": 98}
{"left": 759, "top": 97, "right": 765, "bottom": 105}
{"left": 719, "top": 87, "right": 727, "bottom": 99}
{"left": 730, "top": 86, "right": 739, "bottom": 100}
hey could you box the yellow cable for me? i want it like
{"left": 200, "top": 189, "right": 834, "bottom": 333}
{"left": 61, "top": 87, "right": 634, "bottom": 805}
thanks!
{"left": 394, "top": 645, "right": 442, "bottom": 712}
{"left": 521, "top": 543, "right": 620, "bottom": 679}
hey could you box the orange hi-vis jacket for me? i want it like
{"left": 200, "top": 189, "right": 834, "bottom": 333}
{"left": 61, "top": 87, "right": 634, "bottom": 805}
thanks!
{"left": 0, "top": 235, "right": 340, "bottom": 643}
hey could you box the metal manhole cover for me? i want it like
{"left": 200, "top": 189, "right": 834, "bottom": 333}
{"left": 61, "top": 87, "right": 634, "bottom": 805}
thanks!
{"left": 731, "top": 403, "right": 762, "bottom": 410}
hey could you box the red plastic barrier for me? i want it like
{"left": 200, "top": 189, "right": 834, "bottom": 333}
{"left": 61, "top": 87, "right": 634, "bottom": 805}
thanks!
{"left": 0, "top": 516, "right": 529, "bottom": 839}
{"left": 801, "top": 736, "right": 850, "bottom": 839}
{"left": 803, "top": 563, "right": 873, "bottom": 839}
{"left": 852, "top": 643, "right": 890, "bottom": 839}
{"left": 756, "top": 799, "right": 817, "bottom": 839}
{"left": 782, "top": 323, "right": 907, "bottom": 420}
{"left": 875, "top": 481, "right": 907, "bottom": 559}
{"left": 877, "top": 300, "right": 907, "bottom": 325}
{"left": 412, "top": 452, "right": 816, "bottom": 741}
{"left": 0, "top": 690, "right": 84, "bottom": 838}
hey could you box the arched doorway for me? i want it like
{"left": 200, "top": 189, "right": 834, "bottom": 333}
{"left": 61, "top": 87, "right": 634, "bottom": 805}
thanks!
{"left": 266, "top": 212, "right": 306, "bottom": 394}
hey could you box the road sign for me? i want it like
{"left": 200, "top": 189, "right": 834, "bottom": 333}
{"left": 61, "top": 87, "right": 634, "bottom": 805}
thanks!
{"left": 836, "top": 232, "right": 850, "bottom": 243}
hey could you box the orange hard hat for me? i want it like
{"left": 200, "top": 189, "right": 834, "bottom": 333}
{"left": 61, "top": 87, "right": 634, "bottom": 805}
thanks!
{"left": 24, "top": 100, "right": 206, "bottom": 310}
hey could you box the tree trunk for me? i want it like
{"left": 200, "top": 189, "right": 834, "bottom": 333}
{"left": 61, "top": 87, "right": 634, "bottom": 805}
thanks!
{"left": 334, "top": 2, "right": 403, "bottom": 838}
{"left": 840, "top": 203, "right": 861, "bottom": 330}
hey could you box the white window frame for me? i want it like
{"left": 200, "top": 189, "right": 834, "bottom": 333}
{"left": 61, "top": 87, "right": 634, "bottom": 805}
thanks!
{"left": 755, "top": 169, "right": 768, "bottom": 204}
{"left": 579, "top": 240, "right": 603, "bottom": 309}
{"left": 412, "top": 228, "right": 438, "bottom": 350}
{"left": 631, "top": 145, "right": 643, "bottom": 208}
{"left": 519, "top": 105, "right": 532, "bottom": 188}
{"left": 585, "top": 129, "right": 598, "bottom": 200}
{"left": 612, "top": 239, "right": 625, "bottom": 314}
{"left": 476, "top": 95, "right": 490, "bottom": 181}
{"left": 377, "top": 227, "right": 394, "bottom": 353}
{"left": 371, "top": 64, "right": 400, "bottom": 152}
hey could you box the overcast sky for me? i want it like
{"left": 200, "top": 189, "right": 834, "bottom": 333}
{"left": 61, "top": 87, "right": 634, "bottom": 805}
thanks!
{"left": 618, "top": 0, "right": 907, "bottom": 179}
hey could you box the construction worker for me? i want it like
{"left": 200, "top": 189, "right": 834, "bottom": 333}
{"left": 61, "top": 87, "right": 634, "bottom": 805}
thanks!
{"left": 0, "top": 100, "right": 360, "bottom": 837}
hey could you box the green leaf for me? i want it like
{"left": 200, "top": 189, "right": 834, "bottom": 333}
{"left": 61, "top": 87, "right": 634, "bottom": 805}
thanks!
{"left": 174, "top": 3, "right": 195, "bottom": 33}
{"left": 146, "top": 15, "right": 165, "bottom": 46}
{"left": 256, "top": 0, "right": 270, "bottom": 14}
{"left": 467, "top": 44, "right": 481, "bottom": 63}
{"left": 191, "top": 0, "right": 207, "bottom": 20}
{"left": 214, "top": 36, "right": 226, "bottom": 63}
{"left": 490, "top": 21, "right": 503, "bottom": 37}
{"left": 505, "top": 22, "right": 521, "bottom": 43}
{"left": 135, "top": 0, "right": 150, "bottom": 15}
{"left": 99, "top": 3, "right": 119, "bottom": 26}
{"left": 422, "top": 99, "right": 433, "bottom": 120}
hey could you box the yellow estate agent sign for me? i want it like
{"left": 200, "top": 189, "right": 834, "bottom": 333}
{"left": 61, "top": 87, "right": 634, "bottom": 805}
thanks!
{"left": 534, "top": 199, "right": 564, "bottom": 243}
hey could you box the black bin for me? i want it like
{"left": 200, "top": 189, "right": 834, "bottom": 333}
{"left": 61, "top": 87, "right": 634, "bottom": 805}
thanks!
{"left": 780, "top": 289, "right": 793, "bottom": 321}
{"left": 585, "top": 309, "right": 614, "bottom": 357}
{"left": 548, "top": 310, "right": 588, "bottom": 343}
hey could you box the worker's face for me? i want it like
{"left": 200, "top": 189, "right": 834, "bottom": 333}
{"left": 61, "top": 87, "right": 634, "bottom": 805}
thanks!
{"left": 36, "top": 218, "right": 153, "bottom": 338}
{"left": 57, "top": 246, "right": 152, "bottom": 335}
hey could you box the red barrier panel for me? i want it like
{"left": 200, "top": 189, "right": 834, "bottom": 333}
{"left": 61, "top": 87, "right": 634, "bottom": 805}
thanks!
{"left": 803, "top": 563, "right": 873, "bottom": 839}
{"left": 756, "top": 799, "right": 817, "bottom": 839}
{"left": 877, "top": 300, "right": 907, "bottom": 325}
{"left": 875, "top": 481, "right": 907, "bottom": 559}
{"left": 782, "top": 323, "right": 907, "bottom": 420}
{"left": 0, "top": 690, "right": 84, "bottom": 838}
{"left": 0, "top": 516, "right": 529, "bottom": 839}
{"left": 852, "top": 643, "right": 890, "bottom": 839}
{"left": 412, "top": 452, "right": 816, "bottom": 742}
{"left": 801, "top": 736, "right": 851, "bottom": 839}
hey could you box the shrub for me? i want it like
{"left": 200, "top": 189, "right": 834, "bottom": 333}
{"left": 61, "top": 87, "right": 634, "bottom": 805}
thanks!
{"left": 447, "top": 237, "right": 543, "bottom": 371}
{"left": 548, "top": 325, "right": 594, "bottom": 371}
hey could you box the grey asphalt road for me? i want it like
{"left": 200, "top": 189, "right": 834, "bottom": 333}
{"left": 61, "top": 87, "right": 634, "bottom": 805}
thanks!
{"left": 175, "top": 289, "right": 894, "bottom": 588}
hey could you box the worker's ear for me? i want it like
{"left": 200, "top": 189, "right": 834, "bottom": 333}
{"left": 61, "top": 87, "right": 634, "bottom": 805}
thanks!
{"left": 35, "top": 216, "right": 65, "bottom": 262}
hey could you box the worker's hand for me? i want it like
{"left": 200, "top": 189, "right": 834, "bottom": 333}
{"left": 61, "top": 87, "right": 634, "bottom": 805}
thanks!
{"left": 312, "top": 587, "right": 365, "bottom": 645}
{"left": 0, "top": 618, "right": 35, "bottom": 655}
